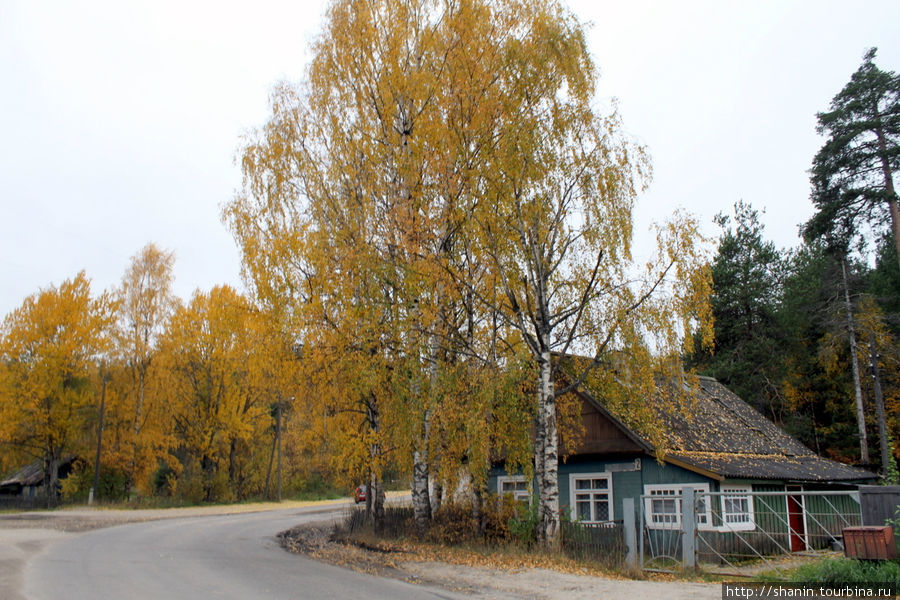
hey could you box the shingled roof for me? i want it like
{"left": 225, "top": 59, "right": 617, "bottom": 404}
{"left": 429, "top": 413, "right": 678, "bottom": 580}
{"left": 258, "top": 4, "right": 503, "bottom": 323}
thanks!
{"left": 0, "top": 461, "right": 46, "bottom": 488}
{"left": 0, "top": 456, "right": 81, "bottom": 489}
{"left": 573, "top": 371, "right": 875, "bottom": 483}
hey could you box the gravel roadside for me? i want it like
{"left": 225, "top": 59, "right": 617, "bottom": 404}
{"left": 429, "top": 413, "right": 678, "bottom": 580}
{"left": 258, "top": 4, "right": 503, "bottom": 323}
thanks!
{"left": 279, "top": 522, "right": 722, "bottom": 600}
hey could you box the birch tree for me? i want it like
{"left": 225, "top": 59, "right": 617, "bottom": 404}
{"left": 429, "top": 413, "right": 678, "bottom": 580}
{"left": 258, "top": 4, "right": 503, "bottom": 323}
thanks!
{"left": 156, "top": 285, "right": 276, "bottom": 501}
{"left": 225, "top": 0, "right": 507, "bottom": 528}
{"left": 116, "top": 242, "right": 176, "bottom": 486}
{"left": 447, "top": 4, "right": 713, "bottom": 544}
{"left": 224, "top": 0, "right": 713, "bottom": 542}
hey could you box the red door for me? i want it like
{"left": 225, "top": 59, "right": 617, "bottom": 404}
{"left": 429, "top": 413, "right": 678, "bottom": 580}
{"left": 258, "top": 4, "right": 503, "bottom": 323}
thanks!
{"left": 787, "top": 491, "right": 806, "bottom": 552}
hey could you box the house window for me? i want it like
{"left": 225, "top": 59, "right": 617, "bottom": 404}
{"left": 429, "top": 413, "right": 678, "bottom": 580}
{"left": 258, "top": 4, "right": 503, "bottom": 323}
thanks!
{"left": 497, "top": 475, "right": 530, "bottom": 504}
{"left": 569, "top": 473, "right": 613, "bottom": 523}
{"left": 644, "top": 483, "right": 711, "bottom": 529}
{"left": 721, "top": 485, "right": 755, "bottom": 531}
{"left": 649, "top": 488, "right": 679, "bottom": 527}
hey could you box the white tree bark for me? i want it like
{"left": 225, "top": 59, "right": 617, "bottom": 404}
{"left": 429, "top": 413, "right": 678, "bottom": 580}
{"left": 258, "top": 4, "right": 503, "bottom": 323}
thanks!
{"left": 411, "top": 420, "right": 432, "bottom": 528}
{"left": 536, "top": 347, "right": 560, "bottom": 545}
{"left": 868, "top": 333, "right": 891, "bottom": 474}
{"left": 841, "top": 259, "right": 869, "bottom": 464}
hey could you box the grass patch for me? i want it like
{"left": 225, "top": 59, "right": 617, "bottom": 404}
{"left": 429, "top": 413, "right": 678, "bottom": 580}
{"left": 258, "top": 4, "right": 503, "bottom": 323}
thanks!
{"left": 755, "top": 557, "right": 900, "bottom": 587}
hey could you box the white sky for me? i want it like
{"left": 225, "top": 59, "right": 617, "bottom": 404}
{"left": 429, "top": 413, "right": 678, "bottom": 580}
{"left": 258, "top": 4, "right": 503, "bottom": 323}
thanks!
{"left": 1, "top": 0, "right": 898, "bottom": 317}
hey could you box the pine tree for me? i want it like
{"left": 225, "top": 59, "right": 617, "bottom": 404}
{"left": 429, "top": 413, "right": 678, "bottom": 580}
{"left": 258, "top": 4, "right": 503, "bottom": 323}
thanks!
{"left": 804, "top": 48, "right": 900, "bottom": 267}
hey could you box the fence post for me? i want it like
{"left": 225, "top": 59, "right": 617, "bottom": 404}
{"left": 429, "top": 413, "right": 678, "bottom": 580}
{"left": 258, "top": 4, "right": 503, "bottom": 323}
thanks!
{"left": 638, "top": 494, "right": 645, "bottom": 569}
{"left": 623, "top": 497, "right": 637, "bottom": 567}
{"left": 682, "top": 487, "right": 696, "bottom": 569}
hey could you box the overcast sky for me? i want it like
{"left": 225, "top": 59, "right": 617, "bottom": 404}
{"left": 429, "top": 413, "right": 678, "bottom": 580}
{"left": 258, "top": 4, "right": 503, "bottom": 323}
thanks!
{"left": 1, "top": 0, "right": 898, "bottom": 317}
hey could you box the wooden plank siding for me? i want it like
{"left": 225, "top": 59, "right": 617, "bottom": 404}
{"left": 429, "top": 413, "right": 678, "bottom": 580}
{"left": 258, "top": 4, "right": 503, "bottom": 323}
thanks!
{"left": 804, "top": 493, "right": 861, "bottom": 550}
{"left": 559, "top": 397, "right": 644, "bottom": 456}
{"left": 859, "top": 485, "right": 900, "bottom": 548}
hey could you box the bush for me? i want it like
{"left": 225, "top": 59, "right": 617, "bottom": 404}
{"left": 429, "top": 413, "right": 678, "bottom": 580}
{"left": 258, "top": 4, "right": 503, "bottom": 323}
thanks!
{"left": 287, "top": 472, "right": 343, "bottom": 501}
{"left": 340, "top": 505, "right": 414, "bottom": 538}
{"left": 426, "top": 495, "right": 536, "bottom": 546}
{"left": 481, "top": 494, "right": 524, "bottom": 544}
{"left": 506, "top": 497, "right": 538, "bottom": 547}
{"left": 60, "top": 464, "right": 129, "bottom": 503}
{"left": 339, "top": 494, "right": 536, "bottom": 547}
{"left": 429, "top": 502, "right": 478, "bottom": 544}
{"left": 788, "top": 558, "right": 900, "bottom": 587}
{"left": 153, "top": 463, "right": 177, "bottom": 497}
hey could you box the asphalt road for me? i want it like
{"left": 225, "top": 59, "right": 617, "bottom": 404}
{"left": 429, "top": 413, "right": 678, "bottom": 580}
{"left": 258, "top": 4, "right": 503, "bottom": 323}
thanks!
{"left": 23, "top": 505, "right": 460, "bottom": 600}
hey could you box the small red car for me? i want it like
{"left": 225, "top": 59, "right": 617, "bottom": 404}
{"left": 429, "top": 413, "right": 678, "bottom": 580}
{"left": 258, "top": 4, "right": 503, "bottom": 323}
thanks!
{"left": 354, "top": 485, "right": 367, "bottom": 504}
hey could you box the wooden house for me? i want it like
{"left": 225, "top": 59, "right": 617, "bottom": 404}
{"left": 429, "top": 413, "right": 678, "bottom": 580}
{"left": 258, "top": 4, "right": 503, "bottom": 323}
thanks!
{"left": 0, "top": 457, "right": 81, "bottom": 499}
{"left": 489, "top": 373, "right": 876, "bottom": 558}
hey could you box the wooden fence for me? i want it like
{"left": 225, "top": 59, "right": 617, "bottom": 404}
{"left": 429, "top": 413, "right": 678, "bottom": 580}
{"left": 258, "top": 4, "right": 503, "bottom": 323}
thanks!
{"left": 859, "top": 485, "right": 900, "bottom": 547}
{"left": 560, "top": 520, "right": 627, "bottom": 567}
{"left": 0, "top": 496, "right": 60, "bottom": 510}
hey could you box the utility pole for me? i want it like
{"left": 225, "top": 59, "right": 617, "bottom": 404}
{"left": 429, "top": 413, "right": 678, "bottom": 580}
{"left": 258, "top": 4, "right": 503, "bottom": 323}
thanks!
{"left": 264, "top": 425, "right": 276, "bottom": 500}
{"left": 276, "top": 398, "right": 283, "bottom": 502}
{"left": 89, "top": 364, "right": 108, "bottom": 506}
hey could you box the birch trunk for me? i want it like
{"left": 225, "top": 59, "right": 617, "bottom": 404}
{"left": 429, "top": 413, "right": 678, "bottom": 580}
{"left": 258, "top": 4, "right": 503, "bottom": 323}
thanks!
{"left": 841, "top": 259, "right": 869, "bottom": 464}
{"left": 432, "top": 476, "right": 443, "bottom": 511}
{"left": 134, "top": 366, "right": 146, "bottom": 435}
{"left": 366, "top": 393, "right": 384, "bottom": 532}
{"left": 411, "top": 424, "right": 432, "bottom": 528}
{"left": 396, "top": 93, "right": 434, "bottom": 531}
{"left": 410, "top": 335, "right": 433, "bottom": 530}
{"left": 536, "top": 348, "right": 559, "bottom": 546}
{"left": 869, "top": 333, "right": 891, "bottom": 474}
{"left": 130, "top": 364, "right": 147, "bottom": 491}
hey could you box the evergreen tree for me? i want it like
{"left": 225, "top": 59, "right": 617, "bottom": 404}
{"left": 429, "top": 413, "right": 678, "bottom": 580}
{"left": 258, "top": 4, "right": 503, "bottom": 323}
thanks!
{"left": 779, "top": 245, "right": 875, "bottom": 464}
{"left": 868, "top": 233, "right": 900, "bottom": 324}
{"left": 804, "top": 48, "right": 900, "bottom": 268}
{"left": 689, "top": 201, "right": 784, "bottom": 415}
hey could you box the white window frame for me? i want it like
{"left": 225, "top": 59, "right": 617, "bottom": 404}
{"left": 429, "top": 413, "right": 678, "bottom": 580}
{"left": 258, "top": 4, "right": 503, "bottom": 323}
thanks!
{"left": 569, "top": 472, "right": 614, "bottom": 524}
{"left": 497, "top": 475, "right": 531, "bottom": 504}
{"left": 644, "top": 483, "right": 712, "bottom": 530}
{"left": 720, "top": 484, "right": 755, "bottom": 531}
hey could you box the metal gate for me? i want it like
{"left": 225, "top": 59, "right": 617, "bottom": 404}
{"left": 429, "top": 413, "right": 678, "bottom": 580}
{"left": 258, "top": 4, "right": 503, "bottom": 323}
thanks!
{"left": 639, "top": 487, "right": 862, "bottom": 572}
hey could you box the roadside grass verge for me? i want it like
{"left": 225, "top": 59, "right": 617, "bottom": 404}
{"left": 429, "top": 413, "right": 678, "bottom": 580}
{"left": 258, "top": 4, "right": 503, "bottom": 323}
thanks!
{"left": 325, "top": 502, "right": 715, "bottom": 582}
{"left": 754, "top": 557, "right": 900, "bottom": 587}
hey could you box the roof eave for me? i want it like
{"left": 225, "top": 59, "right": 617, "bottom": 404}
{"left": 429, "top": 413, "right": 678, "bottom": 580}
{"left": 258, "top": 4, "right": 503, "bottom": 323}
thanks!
{"left": 662, "top": 454, "right": 725, "bottom": 482}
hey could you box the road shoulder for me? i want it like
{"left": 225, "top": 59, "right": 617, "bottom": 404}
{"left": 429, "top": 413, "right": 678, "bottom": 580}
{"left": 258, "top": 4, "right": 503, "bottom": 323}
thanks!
{"left": 278, "top": 522, "right": 721, "bottom": 600}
